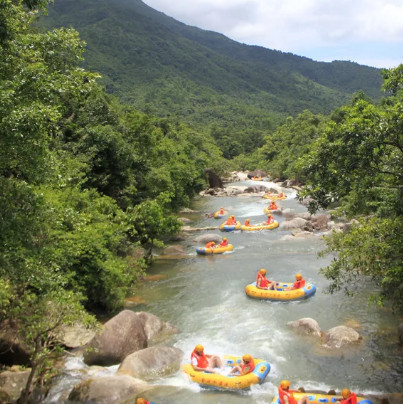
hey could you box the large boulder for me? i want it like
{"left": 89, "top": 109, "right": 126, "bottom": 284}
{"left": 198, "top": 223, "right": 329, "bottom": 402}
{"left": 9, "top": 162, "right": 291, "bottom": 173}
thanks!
{"left": 160, "top": 245, "right": 187, "bottom": 256}
{"left": 135, "top": 312, "right": 178, "bottom": 343}
{"left": 68, "top": 375, "right": 150, "bottom": 404}
{"left": 193, "top": 234, "right": 223, "bottom": 244}
{"left": 61, "top": 323, "right": 97, "bottom": 349}
{"left": 287, "top": 318, "right": 322, "bottom": 337}
{"left": 245, "top": 185, "right": 269, "bottom": 193}
{"left": 324, "top": 326, "right": 361, "bottom": 348}
{"left": 0, "top": 328, "right": 31, "bottom": 366}
{"left": 231, "top": 172, "right": 249, "bottom": 182}
{"left": 0, "top": 369, "right": 31, "bottom": 402}
{"left": 117, "top": 346, "right": 184, "bottom": 380}
{"left": 280, "top": 218, "right": 308, "bottom": 230}
{"left": 366, "top": 393, "right": 403, "bottom": 404}
{"left": 84, "top": 310, "right": 147, "bottom": 366}
{"left": 205, "top": 169, "right": 223, "bottom": 188}
{"left": 398, "top": 323, "right": 403, "bottom": 346}
{"left": 247, "top": 170, "right": 268, "bottom": 179}
{"left": 311, "top": 214, "right": 329, "bottom": 231}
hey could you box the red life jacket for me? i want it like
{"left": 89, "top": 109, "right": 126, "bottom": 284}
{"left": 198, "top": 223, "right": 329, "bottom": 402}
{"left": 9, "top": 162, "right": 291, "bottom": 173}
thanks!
{"left": 244, "top": 221, "right": 251, "bottom": 226}
{"left": 191, "top": 350, "right": 209, "bottom": 369}
{"left": 225, "top": 219, "right": 233, "bottom": 225}
{"left": 241, "top": 358, "right": 255, "bottom": 374}
{"left": 341, "top": 394, "right": 357, "bottom": 404}
{"left": 265, "top": 216, "right": 274, "bottom": 224}
{"left": 279, "top": 388, "right": 298, "bottom": 404}
{"left": 293, "top": 279, "right": 306, "bottom": 289}
{"left": 205, "top": 242, "right": 215, "bottom": 248}
{"left": 220, "top": 240, "right": 228, "bottom": 247}
{"left": 257, "top": 273, "right": 269, "bottom": 288}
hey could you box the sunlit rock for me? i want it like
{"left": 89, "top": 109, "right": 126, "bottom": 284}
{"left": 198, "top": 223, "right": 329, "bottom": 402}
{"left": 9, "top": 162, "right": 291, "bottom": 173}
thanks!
{"left": 287, "top": 318, "right": 322, "bottom": 337}
{"left": 324, "top": 326, "right": 361, "bottom": 348}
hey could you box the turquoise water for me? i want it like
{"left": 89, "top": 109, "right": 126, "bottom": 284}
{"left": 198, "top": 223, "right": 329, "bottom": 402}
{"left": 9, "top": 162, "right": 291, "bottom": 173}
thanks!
{"left": 133, "top": 181, "right": 403, "bottom": 403}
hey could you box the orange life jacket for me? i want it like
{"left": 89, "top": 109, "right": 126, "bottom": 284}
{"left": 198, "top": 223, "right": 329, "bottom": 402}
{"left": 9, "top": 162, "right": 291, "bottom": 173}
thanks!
{"left": 257, "top": 273, "right": 269, "bottom": 288}
{"left": 241, "top": 358, "right": 255, "bottom": 374}
{"left": 244, "top": 221, "right": 252, "bottom": 226}
{"left": 219, "top": 209, "right": 225, "bottom": 214}
{"left": 220, "top": 240, "right": 228, "bottom": 247}
{"left": 279, "top": 388, "right": 298, "bottom": 404}
{"left": 293, "top": 279, "right": 306, "bottom": 289}
{"left": 269, "top": 203, "right": 277, "bottom": 210}
{"left": 341, "top": 394, "right": 357, "bottom": 404}
{"left": 265, "top": 216, "right": 274, "bottom": 224}
{"left": 191, "top": 350, "right": 209, "bottom": 369}
{"left": 205, "top": 242, "right": 215, "bottom": 248}
{"left": 225, "top": 219, "right": 233, "bottom": 225}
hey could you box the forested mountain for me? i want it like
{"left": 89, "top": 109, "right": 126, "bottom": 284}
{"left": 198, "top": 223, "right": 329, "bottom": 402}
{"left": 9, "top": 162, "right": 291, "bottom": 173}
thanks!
{"left": 41, "top": 0, "right": 383, "bottom": 135}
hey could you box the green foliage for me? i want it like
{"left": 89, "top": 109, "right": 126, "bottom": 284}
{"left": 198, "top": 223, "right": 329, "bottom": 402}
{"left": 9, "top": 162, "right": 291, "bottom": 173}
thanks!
{"left": 299, "top": 65, "right": 403, "bottom": 310}
{"left": 258, "top": 110, "right": 327, "bottom": 180}
{"left": 39, "top": 0, "right": 383, "bottom": 159}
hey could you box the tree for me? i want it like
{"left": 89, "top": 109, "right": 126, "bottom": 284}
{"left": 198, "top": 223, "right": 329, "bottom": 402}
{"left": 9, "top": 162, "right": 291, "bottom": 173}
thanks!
{"left": 298, "top": 67, "right": 403, "bottom": 310}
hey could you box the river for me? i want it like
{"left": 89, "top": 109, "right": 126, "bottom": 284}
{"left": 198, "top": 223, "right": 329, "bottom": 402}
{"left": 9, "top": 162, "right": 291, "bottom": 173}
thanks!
{"left": 46, "top": 180, "right": 403, "bottom": 404}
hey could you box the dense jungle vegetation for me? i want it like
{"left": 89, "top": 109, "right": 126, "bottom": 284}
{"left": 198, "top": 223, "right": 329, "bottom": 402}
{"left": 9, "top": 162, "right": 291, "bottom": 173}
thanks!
{"left": 40, "top": 0, "right": 384, "bottom": 160}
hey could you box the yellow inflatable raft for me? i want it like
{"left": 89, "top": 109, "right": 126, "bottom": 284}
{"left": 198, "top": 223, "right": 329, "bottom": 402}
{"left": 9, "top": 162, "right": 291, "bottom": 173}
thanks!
{"left": 214, "top": 210, "right": 228, "bottom": 219}
{"left": 196, "top": 244, "right": 234, "bottom": 255}
{"left": 220, "top": 221, "right": 241, "bottom": 232}
{"left": 252, "top": 177, "right": 263, "bottom": 181}
{"left": 241, "top": 222, "right": 279, "bottom": 231}
{"left": 183, "top": 354, "right": 271, "bottom": 390}
{"left": 272, "top": 392, "right": 372, "bottom": 404}
{"left": 245, "top": 281, "right": 316, "bottom": 301}
{"left": 263, "top": 194, "right": 286, "bottom": 200}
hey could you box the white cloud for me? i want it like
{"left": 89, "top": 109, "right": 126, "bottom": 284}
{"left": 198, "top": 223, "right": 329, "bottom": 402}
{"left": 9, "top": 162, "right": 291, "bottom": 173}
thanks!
{"left": 143, "top": 0, "right": 403, "bottom": 67}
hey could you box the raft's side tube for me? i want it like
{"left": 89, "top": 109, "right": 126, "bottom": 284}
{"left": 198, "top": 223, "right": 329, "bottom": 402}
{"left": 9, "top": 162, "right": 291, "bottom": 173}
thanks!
{"left": 196, "top": 244, "right": 234, "bottom": 255}
{"left": 245, "top": 282, "right": 316, "bottom": 301}
{"left": 272, "top": 393, "right": 372, "bottom": 404}
{"left": 214, "top": 210, "right": 228, "bottom": 219}
{"left": 240, "top": 222, "right": 279, "bottom": 231}
{"left": 219, "top": 221, "right": 241, "bottom": 232}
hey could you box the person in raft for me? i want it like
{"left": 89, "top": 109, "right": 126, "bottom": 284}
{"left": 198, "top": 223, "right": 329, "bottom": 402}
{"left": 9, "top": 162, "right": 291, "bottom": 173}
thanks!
{"left": 229, "top": 354, "right": 255, "bottom": 376}
{"left": 225, "top": 215, "right": 236, "bottom": 225}
{"left": 269, "top": 201, "right": 278, "bottom": 210}
{"left": 136, "top": 399, "right": 152, "bottom": 404}
{"left": 285, "top": 273, "right": 306, "bottom": 290}
{"left": 220, "top": 237, "right": 229, "bottom": 247}
{"left": 279, "top": 192, "right": 286, "bottom": 198}
{"left": 264, "top": 214, "right": 275, "bottom": 224}
{"left": 279, "top": 380, "right": 311, "bottom": 404}
{"left": 256, "top": 269, "right": 277, "bottom": 290}
{"left": 191, "top": 344, "right": 223, "bottom": 373}
{"left": 205, "top": 241, "right": 216, "bottom": 250}
{"left": 219, "top": 207, "right": 226, "bottom": 215}
{"left": 244, "top": 218, "right": 253, "bottom": 227}
{"left": 337, "top": 389, "right": 357, "bottom": 404}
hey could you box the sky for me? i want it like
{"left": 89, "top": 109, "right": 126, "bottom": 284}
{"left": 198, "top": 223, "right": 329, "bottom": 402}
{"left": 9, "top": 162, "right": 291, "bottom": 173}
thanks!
{"left": 143, "top": 0, "right": 403, "bottom": 69}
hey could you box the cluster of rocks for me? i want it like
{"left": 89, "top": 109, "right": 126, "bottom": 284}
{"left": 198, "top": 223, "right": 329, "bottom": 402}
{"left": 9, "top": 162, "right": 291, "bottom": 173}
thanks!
{"left": 69, "top": 311, "right": 182, "bottom": 404}
{"left": 287, "top": 318, "right": 362, "bottom": 348}
{"left": 200, "top": 184, "right": 282, "bottom": 197}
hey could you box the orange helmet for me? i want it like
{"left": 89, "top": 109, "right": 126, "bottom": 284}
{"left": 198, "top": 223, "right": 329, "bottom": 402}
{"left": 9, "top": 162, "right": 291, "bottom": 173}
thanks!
{"left": 341, "top": 389, "right": 351, "bottom": 399}
{"left": 242, "top": 354, "right": 252, "bottom": 363}
{"left": 280, "top": 380, "right": 290, "bottom": 389}
{"left": 268, "top": 214, "right": 273, "bottom": 217}
{"left": 195, "top": 344, "right": 204, "bottom": 353}
{"left": 295, "top": 273, "right": 302, "bottom": 280}
{"left": 223, "top": 237, "right": 227, "bottom": 241}
{"left": 136, "top": 399, "right": 147, "bottom": 404}
{"left": 259, "top": 269, "right": 267, "bottom": 275}
{"left": 246, "top": 219, "right": 250, "bottom": 222}
{"left": 220, "top": 207, "right": 224, "bottom": 209}
{"left": 211, "top": 242, "right": 215, "bottom": 246}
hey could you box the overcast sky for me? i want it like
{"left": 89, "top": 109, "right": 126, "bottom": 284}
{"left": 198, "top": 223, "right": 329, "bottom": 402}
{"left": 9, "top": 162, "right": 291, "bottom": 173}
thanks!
{"left": 143, "top": 0, "right": 403, "bottom": 69}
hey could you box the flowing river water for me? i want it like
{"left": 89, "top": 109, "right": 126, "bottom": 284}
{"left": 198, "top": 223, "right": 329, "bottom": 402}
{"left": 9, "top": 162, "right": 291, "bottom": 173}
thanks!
{"left": 47, "top": 180, "right": 403, "bottom": 404}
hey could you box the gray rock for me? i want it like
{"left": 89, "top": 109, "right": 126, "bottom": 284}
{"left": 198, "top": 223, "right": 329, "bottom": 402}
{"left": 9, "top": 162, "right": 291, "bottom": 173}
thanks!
{"left": 398, "top": 323, "right": 403, "bottom": 346}
{"left": 117, "top": 346, "right": 184, "bottom": 380}
{"left": 366, "top": 393, "right": 403, "bottom": 404}
{"left": 178, "top": 217, "right": 192, "bottom": 224}
{"left": 193, "top": 234, "right": 223, "bottom": 244}
{"left": 245, "top": 185, "right": 269, "bottom": 193}
{"left": 247, "top": 170, "right": 268, "bottom": 178}
{"left": 0, "top": 369, "right": 30, "bottom": 402}
{"left": 135, "top": 312, "right": 178, "bottom": 343}
{"left": 68, "top": 375, "right": 150, "bottom": 404}
{"left": 61, "top": 323, "right": 97, "bottom": 349}
{"left": 324, "top": 326, "right": 361, "bottom": 348}
{"left": 160, "top": 245, "right": 187, "bottom": 256}
{"left": 311, "top": 214, "right": 329, "bottom": 230}
{"left": 280, "top": 218, "right": 308, "bottom": 230}
{"left": 84, "top": 310, "right": 147, "bottom": 366}
{"left": 179, "top": 208, "right": 199, "bottom": 214}
{"left": 287, "top": 318, "right": 322, "bottom": 337}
